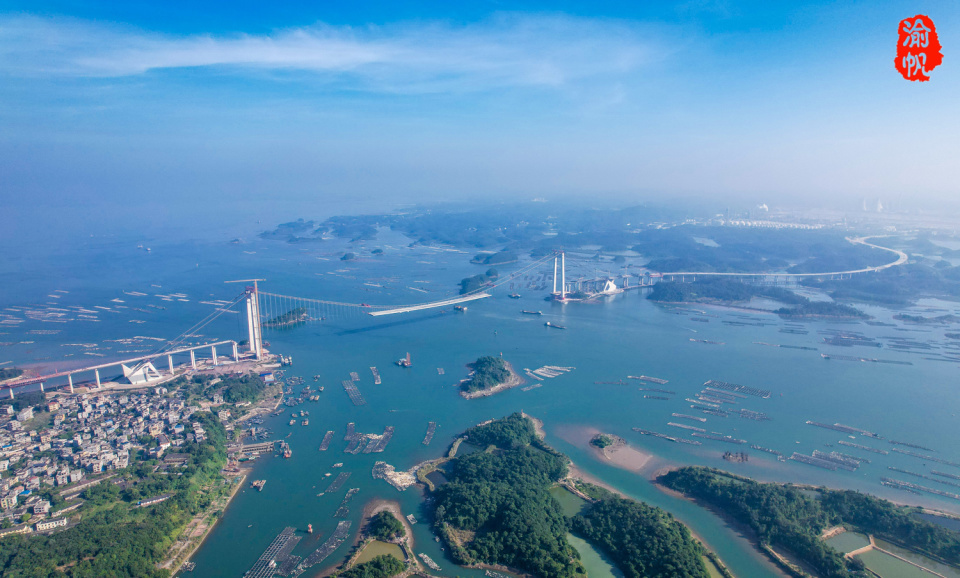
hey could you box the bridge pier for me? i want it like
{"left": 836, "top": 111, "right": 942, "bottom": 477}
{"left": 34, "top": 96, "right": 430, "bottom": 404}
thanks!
{"left": 211, "top": 346, "right": 218, "bottom": 366}
{"left": 39, "top": 382, "right": 44, "bottom": 393}
{"left": 68, "top": 374, "right": 74, "bottom": 393}
{"left": 8, "top": 388, "right": 13, "bottom": 399}
{"left": 95, "top": 369, "right": 101, "bottom": 389}
{"left": 232, "top": 342, "right": 239, "bottom": 362}
{"left": 190, "top": 350, "right": 196, "bottom": 369}
{"left": 168, "top": 355, "right": 174, "bottom": 374}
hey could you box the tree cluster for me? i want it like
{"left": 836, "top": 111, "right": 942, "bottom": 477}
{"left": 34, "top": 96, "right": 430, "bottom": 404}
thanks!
{"left": 368, "top": 511, "right": 405, "bottom": 542}
{"left": 0, "top": 367, "right": 24, "bottom": 381}
{"left": 571, "top": 495, "right": 709, "bottom": 578}
{"left": 175, "top": 373, "right": 268, "bottom": 405}
{"left": 433, "top": 415, "right": 579, "bottom": 577}
{"left": 459, "top": 356, "right": 510, "bottom": 394}
{"left": 339, "top": 554, "right": 405, "bottom": 578}
{"left": 471, "top": 251, "right": 518, "bottom": 265}
{"left": 774, "top": 301, "right": 868, "bottom": 319}
{"left": 589, "top": 434, "right": 614, "bottom": 449}
{"left": 434, "top": 415, "right": 722, "bottom": 578}
{"left": 656, "top": 467, "right": 960, "bottom": 578}
{"left": 264, "top": 307, "right": 309, "bottom": 328}
{"left": 459, "top": 269, "right": 498, "bottom": 295}
{"left": 648, "top": 278, "right": 806, "bottom": 305}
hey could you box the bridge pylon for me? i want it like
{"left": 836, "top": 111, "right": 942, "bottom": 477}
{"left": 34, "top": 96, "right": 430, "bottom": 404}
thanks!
{"left": 227, "top": 279, "right": 265, "bottom": 360}
{"left": 550, "top": 250, "right": 567, "bottom": 300}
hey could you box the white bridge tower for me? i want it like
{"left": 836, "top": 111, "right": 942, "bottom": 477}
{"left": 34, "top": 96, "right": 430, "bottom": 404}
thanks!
{"left": 227, "top": 278, "right": 265, "bottom": 360}
{"left": 551, "top": 251, "right": 566, "bottom": 301}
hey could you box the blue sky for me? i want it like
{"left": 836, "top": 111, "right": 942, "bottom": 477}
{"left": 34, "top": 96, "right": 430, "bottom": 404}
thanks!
{"left": 1, "top": 1, "right": 958, "bottom": 219}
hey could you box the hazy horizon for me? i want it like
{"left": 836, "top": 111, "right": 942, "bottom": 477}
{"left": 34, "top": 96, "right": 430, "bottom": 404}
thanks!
{"left": 2, "top": 1, "right": 959, "bottom": 220}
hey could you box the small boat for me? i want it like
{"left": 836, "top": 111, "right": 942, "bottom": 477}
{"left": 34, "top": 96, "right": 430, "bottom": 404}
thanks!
{"left": 521, "top": 310, "right": 542, "bottom": 315}
{"left": 396, "top": 352, "right": 412, "bottom": 367}
{"left": 545, "top": 321, "right": 566, "bottom": 330}
{"left": 453, "top": 305, "right": 467, "bottom": 312}
{"left": 289, "top": 420, "right": 296, "bottom": 426}
{"left": 307, "top": 524, "right": 313, "bottom": 534}
{"left": 509, "top": 294, "right": 521, "bottom": 299}
{"left": 332, "top": 462, "right": 343, "bottom": 468}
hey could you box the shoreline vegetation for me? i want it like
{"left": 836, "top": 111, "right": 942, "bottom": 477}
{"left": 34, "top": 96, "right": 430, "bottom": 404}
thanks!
{"left": 253, "top": 209, "right": 960, "bottom": 308}
{"left": 471, "top": 250, "right": 518, "bottom": 266}
{"left": 0, "top": 367, "right": 24, "bottom": 382}
{"left": 430, "top": 413, "right": 714, "bottom": 578}
{"left": 648, "top": 278, "right": 869, "bottom": 319}
{"left": 458, "top": 356, "right": 525, "bottom": 399}
{"left": 459, "top": 268, "right": 499, "bottom": 295}
{"left": 263, "top": 307, "right": 310, "bottom": 328}
{"left": 657, "top": 466, "right": 960, "bottom": 578}
{"left": 330, "top": 500, "right": 419, "bottom": 578}
{"left": 256, "top": 209, "right": 960, "bottom": 307}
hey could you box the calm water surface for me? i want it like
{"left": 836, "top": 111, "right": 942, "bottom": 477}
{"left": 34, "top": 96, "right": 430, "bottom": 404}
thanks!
{"left": 4, "top": 224, "right": 960, "bottom": 578}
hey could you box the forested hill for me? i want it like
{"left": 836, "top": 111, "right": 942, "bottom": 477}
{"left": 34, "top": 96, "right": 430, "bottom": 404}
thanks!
{"left": 572, "top": 490, "right": 709, "bottom": 578}
{"left": 659, "top": 467, "right": 960, "bottom": 578}
{"left": 433, "top": 414, "right": 580, "bottom": 577}
{"left": 432, "top": 413, "right": 709, "bottom": 578}
{"left": 647, "top": 278, "right": 806, "bottom": 305}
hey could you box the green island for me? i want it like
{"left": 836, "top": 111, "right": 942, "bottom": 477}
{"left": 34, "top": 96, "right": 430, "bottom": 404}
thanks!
{"left": 459, "top": 268, "right": 498, "bottom": 295}
{"left": 648, "top": 278, "right": 806, "bottom": 306}
{"left": 471, "top": 250, "right": 518, "bottom": 266}
{"left": 589, "top": 434, "right": 615, "bottom": 449}
{"left": 264, "top": 307, "right": 309, "bottom": 328}
{"left": 647, "top": 278, "right": 868, "bottom": 318}
{"left": 893, "top": 313, "right": 960, "bottom": 325}
{"left": 258, "top": 218, "right": 324, "bottom": 243}
{"left": 0, "top": 368, "right": 23, "bottom": 381}
{"left": 368, "top": 511, "right": 405, "bottom": 542}
{"left": 458, "top": 356, "right": 512, "bottom": 395}
{"left": 431, "top": 413, "right": 711, "bottom": 578}
{"left": 774, "top": 301, "right": 868, "bottom": 319}
{"left": 658, "top": 466, "right": 960, "bottom": 578}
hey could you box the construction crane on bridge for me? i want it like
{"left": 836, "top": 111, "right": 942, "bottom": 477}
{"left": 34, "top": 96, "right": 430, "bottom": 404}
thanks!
{"left": 225, "top": 279, "right": 266, "bottom": 360}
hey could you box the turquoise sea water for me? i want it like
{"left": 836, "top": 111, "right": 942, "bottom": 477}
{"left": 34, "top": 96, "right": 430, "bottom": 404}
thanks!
{"left": 4, "top": 223, "right": 960, "bottom": 578}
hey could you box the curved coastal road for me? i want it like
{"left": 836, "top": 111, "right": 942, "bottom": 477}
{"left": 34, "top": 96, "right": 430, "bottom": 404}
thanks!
{"left": 658, "top": 236, "right": 908, "bottom": 279}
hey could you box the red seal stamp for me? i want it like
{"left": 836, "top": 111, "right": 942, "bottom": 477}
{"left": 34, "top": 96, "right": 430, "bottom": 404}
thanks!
{"left": 895, "top": 15, "right": 942, "bottom": 81}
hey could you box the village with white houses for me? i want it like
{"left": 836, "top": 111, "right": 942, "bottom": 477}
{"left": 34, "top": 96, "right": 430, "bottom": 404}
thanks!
{"left": 0, "top": 362, "right": 276, "bottom": 543}
{"left": 0, "top": 385, "right": 197, "bottom": 536}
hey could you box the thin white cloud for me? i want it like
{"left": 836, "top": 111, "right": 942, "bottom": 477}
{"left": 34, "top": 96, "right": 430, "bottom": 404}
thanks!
{"left": 0, "top": 14, "right": 658, "bottom": 92}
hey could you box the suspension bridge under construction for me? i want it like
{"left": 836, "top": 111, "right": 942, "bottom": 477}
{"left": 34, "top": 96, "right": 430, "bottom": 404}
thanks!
{"left": 1, "top": 236, "right": 907, "bottom": 397}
